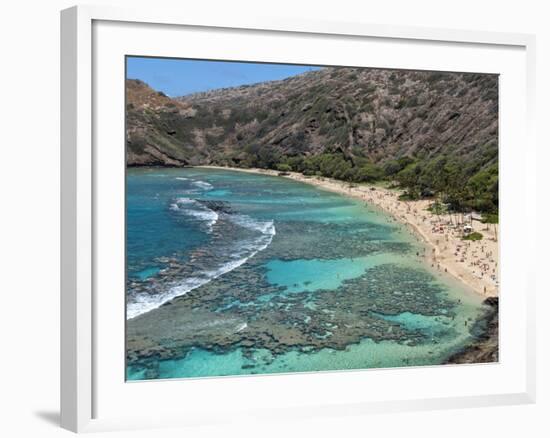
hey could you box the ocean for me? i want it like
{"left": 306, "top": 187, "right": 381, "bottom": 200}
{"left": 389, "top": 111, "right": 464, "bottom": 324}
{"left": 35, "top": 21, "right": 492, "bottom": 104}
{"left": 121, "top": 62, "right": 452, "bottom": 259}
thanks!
{"left": 126, "top": 167, "right": 487, "bottom": 380}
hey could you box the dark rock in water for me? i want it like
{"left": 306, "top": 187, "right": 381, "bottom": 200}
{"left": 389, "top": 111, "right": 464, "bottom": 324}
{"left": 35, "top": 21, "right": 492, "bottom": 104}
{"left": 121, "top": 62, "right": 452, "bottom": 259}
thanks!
{"left": 196, "top": 200, "right": 234, "bottom": 214}
{"left": 444, "top": 297, "right": 499, "bottom": 364}
{"left": 126, "top": 195, "right": 489, "bottom": 375}
{"left": 127, "top": 257, "right": 461, "bottom": 368}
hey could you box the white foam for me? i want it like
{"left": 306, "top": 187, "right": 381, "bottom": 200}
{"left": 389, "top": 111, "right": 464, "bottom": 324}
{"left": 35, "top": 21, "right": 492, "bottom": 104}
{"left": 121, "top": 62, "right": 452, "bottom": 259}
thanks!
{"left": 169, "top": 197, "right": 219, "bottom": 231}
{"left": 229, "top": 214, "right": 276, "bottom": 236}
{"left": 127, "top": 213, "right": 276, "bottom": 320}
{"left": 175, "top": 177, "right": 189, "bottom": 181}
{"left": 191, "top": 180, "right": 213, "bottom": 190}
{"left": 235, "top": 322, "right": 248, "bottom": 333}
{"left": 173, "top": 197, "right": 195, "bottom": 204}
{"left": 184, "top": 209, "right": 219, "bottom": 230}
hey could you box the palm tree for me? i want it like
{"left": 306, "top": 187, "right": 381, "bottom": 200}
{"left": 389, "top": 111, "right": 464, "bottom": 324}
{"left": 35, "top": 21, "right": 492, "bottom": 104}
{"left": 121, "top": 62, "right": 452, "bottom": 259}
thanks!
{"left": 482, "top": 213, "right": 499, "bottom": 242}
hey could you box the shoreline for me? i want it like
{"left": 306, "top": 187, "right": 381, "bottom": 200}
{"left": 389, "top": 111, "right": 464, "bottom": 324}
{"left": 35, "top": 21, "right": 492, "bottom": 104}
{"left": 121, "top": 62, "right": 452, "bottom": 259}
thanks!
{"left": 200, "top": 165, "right": 499, "bottom": 299}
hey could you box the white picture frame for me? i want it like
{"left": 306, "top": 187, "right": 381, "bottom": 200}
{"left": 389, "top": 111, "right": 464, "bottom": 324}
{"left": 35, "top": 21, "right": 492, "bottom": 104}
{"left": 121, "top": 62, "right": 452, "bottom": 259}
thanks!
{"left": 60, "top": 4, "right": 537, "bottom": 433}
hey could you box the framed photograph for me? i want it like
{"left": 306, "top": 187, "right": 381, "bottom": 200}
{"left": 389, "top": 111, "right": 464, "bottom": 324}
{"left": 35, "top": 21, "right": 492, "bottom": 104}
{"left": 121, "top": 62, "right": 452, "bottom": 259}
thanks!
{"left": 61, "top": 5, "right": 536, "bottom": 432}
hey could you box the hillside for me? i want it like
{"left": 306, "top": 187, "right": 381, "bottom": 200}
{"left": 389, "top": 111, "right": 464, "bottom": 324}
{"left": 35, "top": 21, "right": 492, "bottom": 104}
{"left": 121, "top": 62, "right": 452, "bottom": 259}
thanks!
{"left": 126, "top": 67, "right": 499, "bottom": 212}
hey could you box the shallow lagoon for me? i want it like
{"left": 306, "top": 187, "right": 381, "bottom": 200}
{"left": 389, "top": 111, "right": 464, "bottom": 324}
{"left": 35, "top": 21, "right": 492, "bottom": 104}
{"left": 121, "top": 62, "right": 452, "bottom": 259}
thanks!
{"left": 126, "top": 168, "right": 486, "bottom": 380}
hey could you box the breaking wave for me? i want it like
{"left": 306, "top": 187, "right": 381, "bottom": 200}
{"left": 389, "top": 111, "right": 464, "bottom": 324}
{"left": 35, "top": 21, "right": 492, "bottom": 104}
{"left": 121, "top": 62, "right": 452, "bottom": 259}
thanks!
{"left": 127, "top": 204, "right": 276, "bottom": 319}
{"left": 169, "top": 197, "right": 219, "bottom": 232}
{"left": 191, "top": 180, "right": 213, "bottom": 190}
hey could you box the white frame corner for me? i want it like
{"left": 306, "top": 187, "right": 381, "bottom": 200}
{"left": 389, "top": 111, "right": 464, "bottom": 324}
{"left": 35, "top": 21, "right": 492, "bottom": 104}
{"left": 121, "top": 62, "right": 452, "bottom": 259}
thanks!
{"left": 60, "top": 4, "right": 537, "bottom": 433}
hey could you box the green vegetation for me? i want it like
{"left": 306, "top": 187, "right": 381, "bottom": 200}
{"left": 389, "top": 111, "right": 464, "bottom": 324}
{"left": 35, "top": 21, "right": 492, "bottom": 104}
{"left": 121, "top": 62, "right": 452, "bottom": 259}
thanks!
{"left": 275, "top": 163, "right": 292, "bottom": 172}
{"left": 233, "top": 144, "right": 498, "bottom": 217}
{"left": 238, "top": 150, "right": 385, "bottom": 184}
{"left": 481, "top": 213, "right": 499, "bottom": 225}
{"left": 392, "top": 151, "right": 498, "bottom": 215}
{"left": 481, "top": 212, "right": 499, "bottom": 241}
{"left": 126, "top": 69, "right": 499, "bottom": 218}
{"left": 462, "top": 231, "right": 483, "bottom": 241}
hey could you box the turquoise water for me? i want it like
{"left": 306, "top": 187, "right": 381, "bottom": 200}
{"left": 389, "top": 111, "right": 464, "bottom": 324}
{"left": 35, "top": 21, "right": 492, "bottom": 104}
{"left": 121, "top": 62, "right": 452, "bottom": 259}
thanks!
{"left": 126, "top": 168, "right": 486, "bottom": 380}
{"left": 267, "top": 257, "right": 380, "bottom": 292}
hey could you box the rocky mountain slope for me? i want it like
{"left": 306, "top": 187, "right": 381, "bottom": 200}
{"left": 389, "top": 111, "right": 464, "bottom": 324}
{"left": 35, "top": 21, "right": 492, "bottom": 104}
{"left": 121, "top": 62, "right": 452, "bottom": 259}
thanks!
{"left": 126, "top": 67, "right": 498, "bottom": 170}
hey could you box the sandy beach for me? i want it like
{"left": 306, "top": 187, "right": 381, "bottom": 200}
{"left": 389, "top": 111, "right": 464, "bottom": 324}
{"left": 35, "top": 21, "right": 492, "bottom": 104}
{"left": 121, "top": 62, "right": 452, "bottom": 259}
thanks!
{"left": 201, "top": 166, "right": 499, "bottom": 298}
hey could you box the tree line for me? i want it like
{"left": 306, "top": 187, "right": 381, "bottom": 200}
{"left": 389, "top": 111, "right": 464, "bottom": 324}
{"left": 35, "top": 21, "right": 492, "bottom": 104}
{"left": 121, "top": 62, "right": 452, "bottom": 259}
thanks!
{"left": 234, "top": 145, "right": 498, "bottom": 216}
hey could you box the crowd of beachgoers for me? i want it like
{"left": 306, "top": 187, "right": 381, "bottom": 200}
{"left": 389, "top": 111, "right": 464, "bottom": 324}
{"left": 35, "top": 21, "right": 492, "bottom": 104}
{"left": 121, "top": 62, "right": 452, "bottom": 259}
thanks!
{"left": 203, "top": 166, "right": 499, "bottom": 298}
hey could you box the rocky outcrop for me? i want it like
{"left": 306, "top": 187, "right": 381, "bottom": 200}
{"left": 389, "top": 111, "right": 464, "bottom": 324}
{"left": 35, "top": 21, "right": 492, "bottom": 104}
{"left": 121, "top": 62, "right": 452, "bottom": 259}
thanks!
{"left": 444, "top": 297, "right": 499, "bottom": 364}
{"left": 126, "top": 67, "right": 498, "bottom": 168}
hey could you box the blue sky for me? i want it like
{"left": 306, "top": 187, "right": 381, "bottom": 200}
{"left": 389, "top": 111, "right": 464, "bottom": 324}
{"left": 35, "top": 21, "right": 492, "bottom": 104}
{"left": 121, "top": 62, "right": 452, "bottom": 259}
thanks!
{"left": 126, "top": 57, "right": 320, "bottom": 97}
